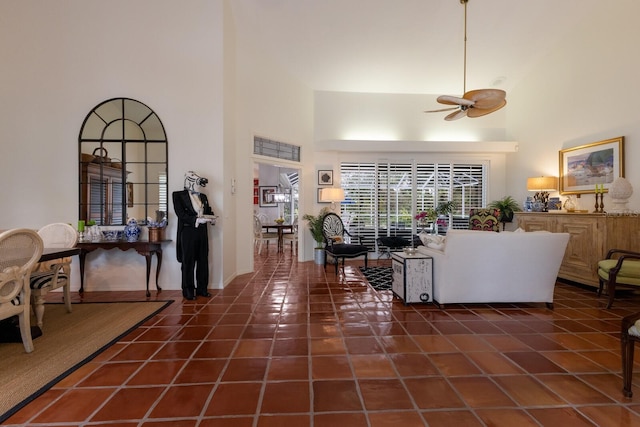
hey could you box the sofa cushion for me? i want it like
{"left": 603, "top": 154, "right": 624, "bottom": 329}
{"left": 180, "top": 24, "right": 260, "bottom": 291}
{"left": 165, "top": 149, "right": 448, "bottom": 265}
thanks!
{"left": 418, "top": 233, "right": 446, "bottom": 250}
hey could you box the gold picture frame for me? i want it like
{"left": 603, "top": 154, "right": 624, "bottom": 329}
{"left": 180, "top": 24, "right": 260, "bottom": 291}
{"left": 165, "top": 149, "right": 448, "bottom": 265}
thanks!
{"left": 559, "top": 136, "right": 624, "bottom": 195}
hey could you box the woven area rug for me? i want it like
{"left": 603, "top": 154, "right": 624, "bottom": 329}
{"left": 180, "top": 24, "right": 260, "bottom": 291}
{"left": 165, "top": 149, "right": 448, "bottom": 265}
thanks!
{"left": 359, "top": 266, "right": 393, "bottom": 291}
{"left": 0, "top": 300, "right": 172, "bottom": 422}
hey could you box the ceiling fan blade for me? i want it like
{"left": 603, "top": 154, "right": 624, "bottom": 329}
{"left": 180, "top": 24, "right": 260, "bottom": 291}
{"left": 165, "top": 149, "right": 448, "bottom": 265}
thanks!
{"left": 444, "top": 109, "right": 467, "bottom": 121}
{"left": 467, "top": 100, "right": 507, "bottom": 118}
{"left": 424, "top": 107, "right": 458, "bottom": 113}
{"left": 463, "top": 89, "right": 507, "bottom": 109}
{"left": 437, "top": 95, "right": 475, "bottom": 107}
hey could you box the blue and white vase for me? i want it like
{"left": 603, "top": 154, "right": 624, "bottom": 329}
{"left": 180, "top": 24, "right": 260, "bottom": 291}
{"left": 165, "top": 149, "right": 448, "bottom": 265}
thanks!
{"left": 124, "top": 218, "right": 141, "bottom": 242}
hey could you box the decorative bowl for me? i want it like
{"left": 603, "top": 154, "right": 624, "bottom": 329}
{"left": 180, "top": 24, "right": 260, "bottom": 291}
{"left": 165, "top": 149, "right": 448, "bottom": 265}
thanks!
{"left": 102, "top": 230, "right": 123, "bottom": 241}
{"left": 403, "top": 247, "right": 418, "bottom": 255}
{"left": 275, "top": 219, "right": 285, "bottom": 225}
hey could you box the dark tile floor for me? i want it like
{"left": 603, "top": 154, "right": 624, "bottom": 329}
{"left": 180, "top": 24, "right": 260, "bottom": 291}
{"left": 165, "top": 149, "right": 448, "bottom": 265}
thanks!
{"left": 5, "top": 248, "right": 640, "bottom": 426}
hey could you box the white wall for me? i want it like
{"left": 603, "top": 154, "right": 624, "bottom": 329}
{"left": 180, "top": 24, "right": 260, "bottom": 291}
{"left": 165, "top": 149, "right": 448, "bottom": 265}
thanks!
{"left": 310, "top": 91, "right": 512, "bottom": 223}
{"left": 314, "top": 91, "right": 508, "bottom": 143}
{"left": 507, "top": 1, "right": 640, "bottom": 213}
{"left": 234, "top": 28, "right": 315, "bottom": 270}
{"left": 0, "top": 0, "right": 230, "bottom": 291}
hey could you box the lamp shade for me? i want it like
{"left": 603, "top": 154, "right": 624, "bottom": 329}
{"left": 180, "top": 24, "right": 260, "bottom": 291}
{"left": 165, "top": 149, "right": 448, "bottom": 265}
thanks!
{"left": 527, "top": 176, "right": 557, "bottom": 192}
{"left": 319, "top": 188, "right": 345, "bottom": 203}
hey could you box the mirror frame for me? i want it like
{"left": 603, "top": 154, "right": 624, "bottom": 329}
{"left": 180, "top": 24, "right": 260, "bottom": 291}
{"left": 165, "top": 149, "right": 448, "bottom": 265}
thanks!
{"left": 78, "top": 97, "right": 168, "bottom": 226}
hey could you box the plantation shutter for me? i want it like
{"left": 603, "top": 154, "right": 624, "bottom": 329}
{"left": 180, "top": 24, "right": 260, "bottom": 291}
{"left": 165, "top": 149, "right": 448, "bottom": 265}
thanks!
{"left": 340, "top": 160, "right": 487, "bottom": 246}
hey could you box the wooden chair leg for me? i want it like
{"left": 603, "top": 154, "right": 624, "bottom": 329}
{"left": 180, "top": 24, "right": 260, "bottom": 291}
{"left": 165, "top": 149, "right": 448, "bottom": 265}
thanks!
{"left": 598, "top": 278, "right": 604, "bottom": 296}
{"left": 606, "top": 274, "right": 617, "bottom": 309}
{"left": 63, "top": 283, "right": 72, "bottom": 313}
{"left": 32, "top": 294, "right": 46, "bottom": 328}
{"left": 622, "top": 333, "right": 635, "bottom": 397}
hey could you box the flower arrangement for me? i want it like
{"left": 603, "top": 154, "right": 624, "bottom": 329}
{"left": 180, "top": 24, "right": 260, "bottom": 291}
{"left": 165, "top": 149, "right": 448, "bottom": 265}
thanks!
{"left": 415, "top": 208, "right": 437, "bottom": 223}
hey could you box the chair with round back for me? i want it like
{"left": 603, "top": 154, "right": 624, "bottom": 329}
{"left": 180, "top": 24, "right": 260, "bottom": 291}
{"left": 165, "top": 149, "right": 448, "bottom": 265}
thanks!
{"left": 0, "top": 228, "right": 44, "bottom": 353}
{"left": 30, "top": 223, "right": 78, "bottom": 327}
{"left": 321, "top": 212, "right": 369, "bottom": 274}
{"left": 253, "top": 215, "right": 278, "bottom": 255}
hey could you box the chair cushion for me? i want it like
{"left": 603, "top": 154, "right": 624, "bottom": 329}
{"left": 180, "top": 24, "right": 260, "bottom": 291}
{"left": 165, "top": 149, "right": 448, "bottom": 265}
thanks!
{"left": 598, "top": 259, "right": 640, "bottom": 285}
{"left": 326, "top": 243, "right": 368, "bottom": 257}
{"left": 30, "top": 271, "right": 68, "bottom": 290}
{"left": 629, "top": 320, "right": 640, "bottom": 337}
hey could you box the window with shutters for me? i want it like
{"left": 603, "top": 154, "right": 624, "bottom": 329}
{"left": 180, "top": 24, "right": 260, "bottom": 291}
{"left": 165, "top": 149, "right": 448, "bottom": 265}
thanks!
{"left": 83, "top": 163, "right": 124, "bottom": 225}
{"left": 340, "top": 161, "right": 486, "bottom": 250}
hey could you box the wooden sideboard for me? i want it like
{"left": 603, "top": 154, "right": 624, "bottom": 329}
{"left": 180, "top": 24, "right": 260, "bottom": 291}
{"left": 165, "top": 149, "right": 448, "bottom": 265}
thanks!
{"left": 517, "top": 212, "right": 640, "bottom": 288}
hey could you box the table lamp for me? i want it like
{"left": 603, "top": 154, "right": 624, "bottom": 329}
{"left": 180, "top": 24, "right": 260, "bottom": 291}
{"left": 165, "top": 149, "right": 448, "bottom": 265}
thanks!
{"left": 527, "top": 176, "right": 557, "bottom": 212}
{"left": 319, "top": 187, "right": 345, "bottom": 211}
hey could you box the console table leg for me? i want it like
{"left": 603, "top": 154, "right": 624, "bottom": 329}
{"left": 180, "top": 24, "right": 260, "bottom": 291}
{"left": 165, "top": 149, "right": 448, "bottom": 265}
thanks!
{"left": 79, "top": 251, "right": 86, "bottom": 293}
{"left": 155, "top": 249, "right": 163, "bottom": 292}
{"left": 144, "top": 254, "right": 152, "bottom": 297}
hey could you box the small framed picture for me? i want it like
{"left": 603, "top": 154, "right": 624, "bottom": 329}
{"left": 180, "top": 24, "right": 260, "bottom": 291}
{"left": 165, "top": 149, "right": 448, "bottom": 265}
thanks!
{"left": 259, "top": 186, "right": 277, "bottom": 207}
{"left": 318, "top": 170, "right": 333, "bottom": 185}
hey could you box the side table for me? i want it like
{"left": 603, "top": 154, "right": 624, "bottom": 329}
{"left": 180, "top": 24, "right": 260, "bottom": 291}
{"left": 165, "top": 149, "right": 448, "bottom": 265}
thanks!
{"left": 391, "top": 251, "right": 433, "bottom": 304}
{"left": 76, "top": 240, "right": 171, "bottom": 297}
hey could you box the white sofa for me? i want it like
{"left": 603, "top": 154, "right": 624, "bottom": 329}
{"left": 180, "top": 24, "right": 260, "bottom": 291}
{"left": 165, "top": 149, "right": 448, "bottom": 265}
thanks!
{"left": 416, "top": 229, "right": 570, "bottom": 308}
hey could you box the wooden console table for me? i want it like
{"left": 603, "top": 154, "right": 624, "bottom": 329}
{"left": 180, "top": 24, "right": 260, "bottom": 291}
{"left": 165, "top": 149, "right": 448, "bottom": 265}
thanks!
{"left": 76, "top": 240, "right": 171, "bottom": 297}
{"left": 517, "top": 212, "right": 640, "bottom": 288}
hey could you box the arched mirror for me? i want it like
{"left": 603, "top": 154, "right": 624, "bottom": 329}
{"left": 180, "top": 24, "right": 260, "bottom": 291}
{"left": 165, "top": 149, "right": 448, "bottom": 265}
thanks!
{"left": 79, "top": 98, "right": 168, "bottom": 226}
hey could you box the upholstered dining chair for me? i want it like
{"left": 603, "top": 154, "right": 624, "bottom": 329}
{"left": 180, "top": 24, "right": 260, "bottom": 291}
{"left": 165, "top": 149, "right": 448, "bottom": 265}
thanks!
{"left": 621, "top": 311, "right": 640, "bottom": 397}
{"left": 253, "top": 215, "right": 278, "bottom": 254}
{"left": 321, "top": 213, "right": 369, "bottom": 274}
{"left": 468, "top": 208, "right": 501, "bottom": 232}
{"left": 29, "top": 223, "right": 78, "bottom": 327}
{"left": 597, "top": 249, "right": 640, "bottom": 309}
{"left": 0, "top": 228, "right": 44, "bottom": 353}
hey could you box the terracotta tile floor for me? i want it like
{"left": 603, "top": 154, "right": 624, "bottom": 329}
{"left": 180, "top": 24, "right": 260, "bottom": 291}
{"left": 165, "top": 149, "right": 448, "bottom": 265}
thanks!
{"left": 6, "top": 250, "right": 640, "bottom": 426}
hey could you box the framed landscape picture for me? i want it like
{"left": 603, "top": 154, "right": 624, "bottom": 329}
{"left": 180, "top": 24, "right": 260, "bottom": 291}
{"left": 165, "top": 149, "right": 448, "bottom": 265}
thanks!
{"left": 559, "top": 136, "right": 624, "bottom": 194}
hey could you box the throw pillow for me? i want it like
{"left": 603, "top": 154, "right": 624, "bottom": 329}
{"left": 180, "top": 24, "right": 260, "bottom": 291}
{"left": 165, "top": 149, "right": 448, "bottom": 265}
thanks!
{"left": 419, "top": 233, "right": 446, "bottom": 250}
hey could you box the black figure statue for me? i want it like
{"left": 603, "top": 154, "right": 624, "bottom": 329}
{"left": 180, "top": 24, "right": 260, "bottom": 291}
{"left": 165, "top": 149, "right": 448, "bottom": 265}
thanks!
{"left": 173, "top": 171, "right": 216, "bottom": 300}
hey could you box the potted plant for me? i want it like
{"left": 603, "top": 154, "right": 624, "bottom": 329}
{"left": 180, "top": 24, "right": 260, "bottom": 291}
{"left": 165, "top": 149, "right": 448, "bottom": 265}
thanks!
{"left": 302, "top": 207, "right": 331, "bottom": 264}
{"left": 436, "top": 201, "right": 458, "bottom": 232}
{"left": 489, "top": 195, "right": 522, "bottom": 230}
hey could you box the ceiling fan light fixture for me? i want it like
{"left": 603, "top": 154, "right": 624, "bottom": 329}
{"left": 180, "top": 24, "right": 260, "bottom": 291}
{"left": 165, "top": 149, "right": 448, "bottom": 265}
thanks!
{"left": 425, "top": 0, "right": 507, "bottom": 120}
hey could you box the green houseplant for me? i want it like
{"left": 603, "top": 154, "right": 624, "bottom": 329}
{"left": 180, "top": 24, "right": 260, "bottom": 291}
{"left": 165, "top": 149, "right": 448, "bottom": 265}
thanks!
{"left": 488, "top": 195, "right": 522, "bottom": 230}
{"left": 303, "top": 207, "right": 331, "bottom": 264}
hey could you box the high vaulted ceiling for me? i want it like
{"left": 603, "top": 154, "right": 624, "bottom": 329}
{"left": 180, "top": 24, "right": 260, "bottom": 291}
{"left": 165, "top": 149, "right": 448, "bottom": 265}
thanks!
{"left": 230, "top": 0, "right": 603, "bottom": 96}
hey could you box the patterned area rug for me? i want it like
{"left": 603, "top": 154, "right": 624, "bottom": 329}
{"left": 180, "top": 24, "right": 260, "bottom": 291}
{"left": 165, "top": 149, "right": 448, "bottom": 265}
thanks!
{"left": 359, "top": 266, "right": 393, "bottom": 291}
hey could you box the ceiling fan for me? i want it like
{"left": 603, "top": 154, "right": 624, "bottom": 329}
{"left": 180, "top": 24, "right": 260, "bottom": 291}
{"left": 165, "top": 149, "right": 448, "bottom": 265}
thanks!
{"left": 425, "top": 0, "right": 506, "bottom": 121}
